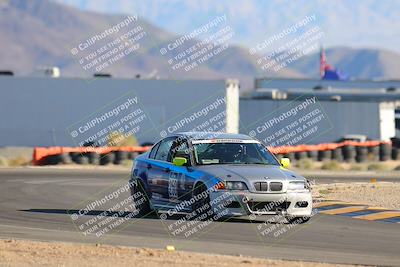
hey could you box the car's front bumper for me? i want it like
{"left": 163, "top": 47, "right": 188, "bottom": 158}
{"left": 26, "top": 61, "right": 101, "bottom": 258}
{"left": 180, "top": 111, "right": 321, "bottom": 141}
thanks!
{"left": 209, "top": 190, "right": 312, "bottom": 218}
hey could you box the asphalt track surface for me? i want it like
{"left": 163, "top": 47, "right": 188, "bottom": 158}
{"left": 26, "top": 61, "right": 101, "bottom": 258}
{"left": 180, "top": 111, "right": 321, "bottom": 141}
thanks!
{"left": 0, "top": 168, "right": 399, "bottom": 266}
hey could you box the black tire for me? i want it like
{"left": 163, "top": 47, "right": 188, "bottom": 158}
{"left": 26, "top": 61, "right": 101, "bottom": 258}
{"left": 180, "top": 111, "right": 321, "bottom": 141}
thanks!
{"left": 85, "top": 152, "right": 99, "bottom": 165}
{"left": 307, "top": 150, "right": 318, "bottom": 160}
{"left": 99, "top": 153, "right": 115, "bottom": 165}
{"left": 342, "top": 145, "right": 355, "bottom": 162}
{"left": 295, "top": 151, "right": 307, "bottom": 160}
{"left": 69, "top": 152, "right": 80, "bottom": 163}
{"left": 286, "top": 216, "right": 310, "bottom": 224}
{"left": 114, "top": 151, "right": 128, "bottom": 165}
{"left": 331, "top": 148, "right": 343, "bottom": 162}
{"left": 130, "top": 180, "right": 152, "bottom": 217}
{"left": 192, "top": 183, "right": 213, "bottom": 221}
{"left": 391, "top": 137, "right": 400, "bottom": 148}
{"left": 44, "top": 154, "right": 63, "bottom": 165}
{"left": 379, "top": 143, "right": 391, "bottom": 161}
{"left": 391, "top": 148, "right": 399, "bottom": 160}
{"left": 318, "top": 150, "right": 331, "bottom": 161}
{"left": 355, "top": 146, "right": 368, "bottom": 163}
{"left": 74, "top": 154, "right": 88, "bottom": 165}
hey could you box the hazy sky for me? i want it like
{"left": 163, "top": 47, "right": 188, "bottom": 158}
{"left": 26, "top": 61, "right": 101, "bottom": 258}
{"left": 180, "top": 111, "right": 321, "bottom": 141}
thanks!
{"left": 56, "top": 0, "right": 399, "bottom": 52}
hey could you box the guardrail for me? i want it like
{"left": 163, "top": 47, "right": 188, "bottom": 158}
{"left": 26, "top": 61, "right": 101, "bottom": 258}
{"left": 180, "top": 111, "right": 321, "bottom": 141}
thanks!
{"left": 32, "top": 140, "right": 398, "bottom": 166}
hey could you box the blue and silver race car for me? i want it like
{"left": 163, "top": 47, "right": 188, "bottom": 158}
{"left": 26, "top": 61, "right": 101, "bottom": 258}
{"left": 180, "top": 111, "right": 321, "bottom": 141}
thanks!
{"left": 129, "top": 132, "right": 312, "bottom": 223}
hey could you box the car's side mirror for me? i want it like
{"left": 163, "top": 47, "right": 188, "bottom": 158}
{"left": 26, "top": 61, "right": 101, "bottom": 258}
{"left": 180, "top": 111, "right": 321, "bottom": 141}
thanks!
{"left": 280, "top": 157, "right": 290, "bottom": 168}
{"left": 173, "top": 157, "right": 188, "bottom": 166}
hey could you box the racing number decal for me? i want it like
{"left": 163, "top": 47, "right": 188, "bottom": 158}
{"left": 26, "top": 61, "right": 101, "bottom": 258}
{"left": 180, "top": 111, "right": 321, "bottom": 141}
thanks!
{"left": 168, "top": 176, "right": 178, "bottom": 200}
{"left": 179, "top": 173, "right": 186, "bottom": 190}
{"left": 168, "top": 172, "right": 185, "bottom": 200}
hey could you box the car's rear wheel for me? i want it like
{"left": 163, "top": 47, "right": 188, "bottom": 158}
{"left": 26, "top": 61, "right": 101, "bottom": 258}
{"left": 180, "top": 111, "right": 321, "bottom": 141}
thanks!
{"left": 130, "top": 180, "right": 152, "bottom": 217}
{"left": 286, "top": 216, "right": 310, "bottom": 224}
{"left": 192, "top": 183, "right": 213, "bottom": 220}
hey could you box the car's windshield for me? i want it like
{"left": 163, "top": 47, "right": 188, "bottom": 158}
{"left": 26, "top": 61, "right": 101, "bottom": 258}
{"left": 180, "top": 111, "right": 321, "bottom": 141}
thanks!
{"left": 193, "top": 142, "right": 280, "bottom": 166}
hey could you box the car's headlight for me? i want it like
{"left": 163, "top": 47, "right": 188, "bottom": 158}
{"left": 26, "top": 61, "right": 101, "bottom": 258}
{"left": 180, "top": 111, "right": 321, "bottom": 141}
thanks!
{"left": 225, "top": 181, "right": 248, "bottom": 190}
{"left": 287, "top": 181, "right": 307, "bottom": 191}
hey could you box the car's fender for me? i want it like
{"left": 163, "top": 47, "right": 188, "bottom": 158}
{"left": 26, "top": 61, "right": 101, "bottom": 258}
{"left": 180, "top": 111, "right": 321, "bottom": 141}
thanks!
{"left": 130, "top": 157, "right": 151, "bottom": 193}
{"left": 192, "top": 174, "right": 223, "bottom": 194}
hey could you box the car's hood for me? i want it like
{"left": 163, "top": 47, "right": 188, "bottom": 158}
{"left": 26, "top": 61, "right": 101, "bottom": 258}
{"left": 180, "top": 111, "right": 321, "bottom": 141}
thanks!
{"left": 197, "top": 164, "right": 305, "bottom": 183}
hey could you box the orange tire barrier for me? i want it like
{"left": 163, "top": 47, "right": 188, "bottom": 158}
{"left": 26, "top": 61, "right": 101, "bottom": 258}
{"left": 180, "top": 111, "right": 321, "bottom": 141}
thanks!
{"left": 32, "top": 140, "right": 391, "bottom": 166}
{"left": 32, "top": 146, "right": 151, "bottom": 165}
{"left": 267, "top": 140, "right": 390, "bottom": 155}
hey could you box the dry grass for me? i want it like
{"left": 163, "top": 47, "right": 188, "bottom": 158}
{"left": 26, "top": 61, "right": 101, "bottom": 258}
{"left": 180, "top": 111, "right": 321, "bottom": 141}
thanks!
{"left": 0, "top": 156, "right": 8, "bottom": 167}
{"left": 295, "top": 159, "right": 315, "bottom": 170}
{"left": 292, "top": 160, "right": 400, "bottom": 172}
{"left": 320, "top": 160, "right": 343, "bottom": 171}
{"left": 349, "top": 164, "right": 366, "bottom": 171}
{"left": 7, "top": 156, "right": 31, "bottom": 167}
{"left": 367, "top": 163, "right": 391, "bottom": 171}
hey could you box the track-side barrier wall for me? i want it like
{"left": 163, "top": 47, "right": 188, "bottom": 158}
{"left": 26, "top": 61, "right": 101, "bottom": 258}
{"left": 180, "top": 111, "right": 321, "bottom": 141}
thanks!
{"left": 32, "top": 146, "right": 151, "bottom": 166}
{"left": 32, "top": 140, "right": 398, "bottom": 166}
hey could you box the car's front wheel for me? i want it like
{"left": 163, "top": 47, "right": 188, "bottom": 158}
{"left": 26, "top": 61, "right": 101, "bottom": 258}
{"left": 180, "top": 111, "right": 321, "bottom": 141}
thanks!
{"left": 192, "top": 183, "right": 213, "bottom": 220}
{"left": 130, "top": 180, "right": 152, "bottom": 217}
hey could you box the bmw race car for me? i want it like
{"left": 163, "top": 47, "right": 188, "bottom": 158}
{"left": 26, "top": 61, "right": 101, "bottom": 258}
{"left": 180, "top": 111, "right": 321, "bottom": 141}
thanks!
{"left": 129, "top": 132, "right": 312, "bottom": 223}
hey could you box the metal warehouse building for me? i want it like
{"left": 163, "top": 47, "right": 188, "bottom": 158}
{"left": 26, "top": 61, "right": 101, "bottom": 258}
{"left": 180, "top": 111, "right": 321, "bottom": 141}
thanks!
{"left": 239, "top": 78, "right": 400, "bottom": 145}
{"left": 0, "top": 76, "right": 399, "bottom": 147}
{"left": 0, "top": 77, "right": 239, "bottom": 147}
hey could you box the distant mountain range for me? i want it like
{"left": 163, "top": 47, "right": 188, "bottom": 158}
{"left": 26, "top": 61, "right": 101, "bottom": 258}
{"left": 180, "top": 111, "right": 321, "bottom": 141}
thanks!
{"left": 56, "top": 0, "right": 400, "bottom": 53}
{"left": 0, "top": 0, "right": 399, "bottom": 91}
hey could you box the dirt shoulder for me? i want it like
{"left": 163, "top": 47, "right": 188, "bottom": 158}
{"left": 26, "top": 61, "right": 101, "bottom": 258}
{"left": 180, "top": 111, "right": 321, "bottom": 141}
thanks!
{"left": 313, "top": 182, "right": 400, "bottom": 209}
{"left": 0, "top": 239, "right": 358, "bottom": 267}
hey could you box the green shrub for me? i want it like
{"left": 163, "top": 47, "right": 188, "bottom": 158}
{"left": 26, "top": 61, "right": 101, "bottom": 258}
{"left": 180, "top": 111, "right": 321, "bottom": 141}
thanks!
{"left": 295, "top": 159, "right": 314, "bottom": 170}
{"left": 367, "top": 163, "right": 389, "bottom": 171}
{"left": 8, "top": 156, "right": 30, "bottom": 166}
{"left": 349, "top": 164, "right": 365, "bottom": 171}
{"left": 0, "top": 156, "right": 8, "bottom": 166}
{"left": 321, "top": 160, "right": 343, "bottom": 171}
{"left": 318, "top": 189, "right": 331, "bottom": 195}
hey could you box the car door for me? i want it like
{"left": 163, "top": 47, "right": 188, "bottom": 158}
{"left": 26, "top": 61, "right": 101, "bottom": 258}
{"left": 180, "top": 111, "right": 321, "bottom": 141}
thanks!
{"left": 168, "top": 139, "right": 196, "bottom": 203}
{"left": 147, "top": 136, "right": 176, "bottom": 204}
